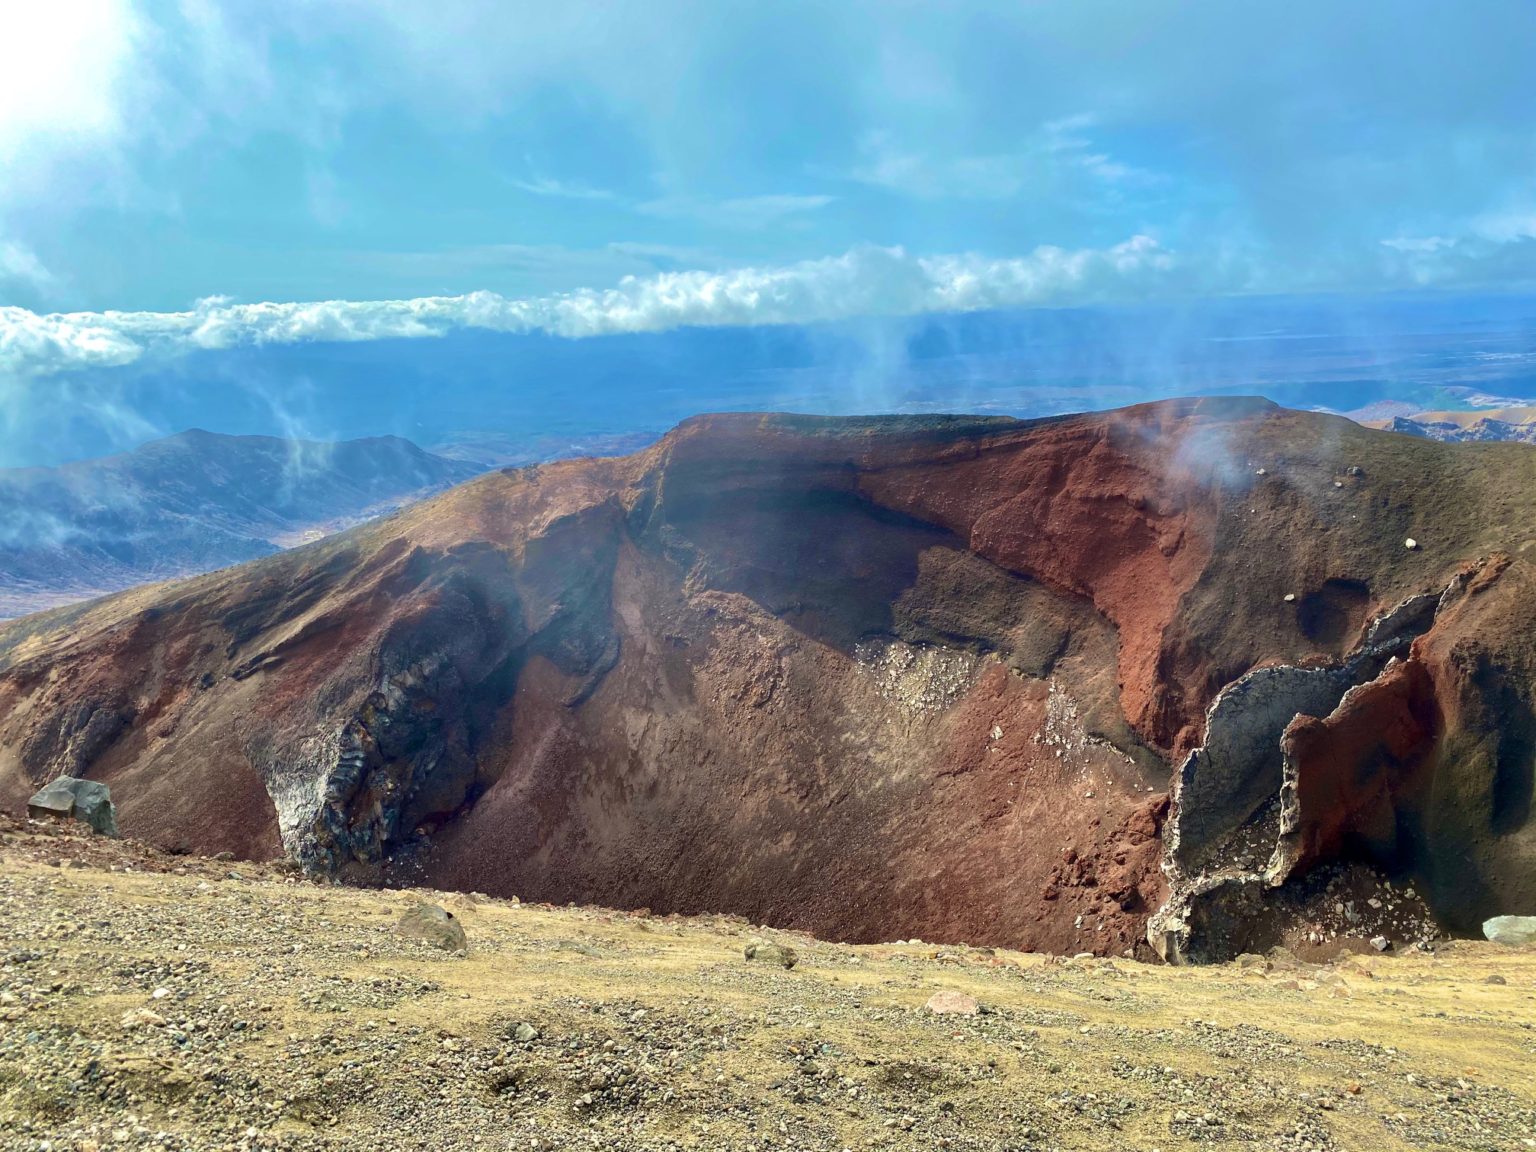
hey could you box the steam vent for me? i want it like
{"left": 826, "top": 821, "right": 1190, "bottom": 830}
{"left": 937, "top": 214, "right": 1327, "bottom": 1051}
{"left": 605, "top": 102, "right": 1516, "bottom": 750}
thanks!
{"left": 4, "top": 397, "right": 1535, "bottom": 962}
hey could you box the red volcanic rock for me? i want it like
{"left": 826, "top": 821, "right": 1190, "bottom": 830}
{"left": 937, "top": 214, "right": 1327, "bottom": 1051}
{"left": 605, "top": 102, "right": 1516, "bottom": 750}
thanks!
{"left": 1277, "top": 657, "right": 1439, "bottom": 874}
{"left": 1256, "top": 552, "right": 1536, "bottom": 936}
{"left": 3, "top": 399, "right": 1536, "bottom": 958}
{"left": 856, "top": 405, "right": 1219, "bottom": 750}
{"left": 1396, "top": 555, "right": 1536, "bottom": 926}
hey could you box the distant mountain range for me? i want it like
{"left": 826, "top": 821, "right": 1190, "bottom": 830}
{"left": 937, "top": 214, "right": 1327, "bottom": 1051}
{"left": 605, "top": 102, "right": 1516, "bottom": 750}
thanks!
{"left": 0, "top": 430, "right": 481, "bottom": 618}
{"left": 1362, "top": 406, "right": 1536, "bottom": 444}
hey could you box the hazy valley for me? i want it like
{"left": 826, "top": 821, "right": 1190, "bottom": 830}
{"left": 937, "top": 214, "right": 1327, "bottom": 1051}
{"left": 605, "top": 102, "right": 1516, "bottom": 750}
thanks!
{"left": 0, "top": 432, "right": 481, "bottom": 620}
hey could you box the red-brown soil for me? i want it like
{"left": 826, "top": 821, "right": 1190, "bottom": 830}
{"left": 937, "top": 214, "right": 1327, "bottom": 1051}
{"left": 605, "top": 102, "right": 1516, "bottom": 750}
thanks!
{"left": 3, "top": 398, "right": 1535, "bottom": 956}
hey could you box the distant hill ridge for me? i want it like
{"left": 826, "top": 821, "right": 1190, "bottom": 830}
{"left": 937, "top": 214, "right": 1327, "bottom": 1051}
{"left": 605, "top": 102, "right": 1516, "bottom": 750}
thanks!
{"left": 0, "top": 430, "right": 481, "bottom": 618}
{"left": 1362, "top": 406, "right": 1536, "bottom": 443}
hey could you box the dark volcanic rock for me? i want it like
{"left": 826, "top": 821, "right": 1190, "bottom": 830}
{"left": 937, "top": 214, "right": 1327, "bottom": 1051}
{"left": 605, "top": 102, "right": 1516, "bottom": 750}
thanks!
{"left": 1168, "top": 663, "right": 1357, "bottom": 874}
{"left": 25, "top": 781, "right": 73, "bottom": 820}
{"left": 26, "top": 776, "right": 118, "bottom": 837}
{"left": 1, "top": 399, "right": 1535, "bottom": 958}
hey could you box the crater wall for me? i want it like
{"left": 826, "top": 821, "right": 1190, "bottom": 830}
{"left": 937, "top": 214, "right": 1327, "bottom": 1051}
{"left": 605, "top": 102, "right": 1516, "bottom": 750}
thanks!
{"left": 3, "top": 400, "right": 1535, "bottom": 958}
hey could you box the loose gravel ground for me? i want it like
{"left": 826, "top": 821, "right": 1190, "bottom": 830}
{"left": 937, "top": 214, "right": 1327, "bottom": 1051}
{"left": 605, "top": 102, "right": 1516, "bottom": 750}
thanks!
{"left": 1, "top": 816, "right": 1534, "bottom": 1151}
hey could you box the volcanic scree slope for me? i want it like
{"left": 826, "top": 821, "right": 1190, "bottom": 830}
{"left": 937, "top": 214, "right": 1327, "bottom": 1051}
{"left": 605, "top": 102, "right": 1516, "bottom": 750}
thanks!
{"left": 1, "top": 398, "right": 1534, "bottom": 960}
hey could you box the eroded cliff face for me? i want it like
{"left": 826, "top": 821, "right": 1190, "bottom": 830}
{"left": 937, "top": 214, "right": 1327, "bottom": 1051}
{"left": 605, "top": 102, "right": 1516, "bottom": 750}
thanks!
{"left": 2, "top": 398, "right": 1535, "bottom": 958}
{"left": 1148, "top": 551, "right": 1536, "bottom": 962}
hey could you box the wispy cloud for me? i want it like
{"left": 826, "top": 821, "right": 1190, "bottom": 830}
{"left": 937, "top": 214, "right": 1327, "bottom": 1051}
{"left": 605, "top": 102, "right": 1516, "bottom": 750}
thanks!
{"left": 508, "top": 175, "right": 618, "bottom": 202}
{"left": 1378, "top": 230, "right": 1536, "bottom": 289}
{"left": 1380, "top": 236, "right": 1455, "bottom": 255}
{"left": 0, "top": 241, "right": 60, "bottom": 296}
{"left": 1468, "top": 208, "right": 1536, "bottom": 245}
{"left": 503, "top": 177, "right": 830, "bottom": 229}
{"left": 1040, "top": 114, "right": 1158, "bottom": 185}
{"left": 845, "top": 140, "right": 1028, "bottom": 200}
{"left": 843, "top": 119, "right": 1157, "bottom": 202}
{"left": 1377, "top": 203, "right": 1536, "bottom": 287}
{"left": 0, "top": 238, "right": 1181, "bottom": 377}
{"left": 505, "top": 174, "right": 830, "bottom": 228}
{"left": 636, "top": 194, "right": 835, "bottom": 229}
{"left": 604, "top": 241, "right": 717, "bottom": 267}
{"left": 502, "top": 177, "right": 837, "bottom": 229}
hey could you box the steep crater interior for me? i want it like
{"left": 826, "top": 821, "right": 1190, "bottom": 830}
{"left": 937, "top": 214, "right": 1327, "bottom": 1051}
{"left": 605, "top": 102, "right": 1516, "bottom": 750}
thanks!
{"left": 5, "top": 404, "right": 1536, "bottom": 960}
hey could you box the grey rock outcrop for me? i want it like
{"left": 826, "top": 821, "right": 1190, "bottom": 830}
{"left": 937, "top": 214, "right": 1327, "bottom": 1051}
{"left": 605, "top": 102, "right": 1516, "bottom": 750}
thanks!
{"left": 26, "top": 777, "right": 118, "bottom": 837}
{"left": 1483, "top": 916, "right": 1536, "bottom": 946}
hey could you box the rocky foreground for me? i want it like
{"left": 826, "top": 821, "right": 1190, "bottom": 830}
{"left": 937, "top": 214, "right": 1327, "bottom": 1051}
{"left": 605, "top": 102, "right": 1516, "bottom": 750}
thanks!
{"left": 1, "top": 816, "right": 1533, "bottom": 1152}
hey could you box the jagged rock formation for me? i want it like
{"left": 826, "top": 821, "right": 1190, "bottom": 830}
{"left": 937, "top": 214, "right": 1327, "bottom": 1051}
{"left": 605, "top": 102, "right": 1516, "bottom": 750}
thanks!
{"left": 1150, "top": 553, "right": 1536, "bottom": 962}
{"left": 1, "top": 397, "right": 1535, "bottom": 958}
{"left": 1150, "top": 586, "right": 1440, "bottom": 961}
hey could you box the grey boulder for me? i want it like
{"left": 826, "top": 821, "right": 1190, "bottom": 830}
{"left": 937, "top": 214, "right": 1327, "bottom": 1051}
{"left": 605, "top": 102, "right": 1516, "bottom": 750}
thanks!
{"left": 743, "top": 939, "right": 797, "bottom": 969}
{"left": 397, "top": 903, "right": 468, "bottom": 952}
{"left": 27, "top": 777, "right": 118, "bottom": 837}
{"left": 1483, "top": 916, "right": 1536, "bottom": 946}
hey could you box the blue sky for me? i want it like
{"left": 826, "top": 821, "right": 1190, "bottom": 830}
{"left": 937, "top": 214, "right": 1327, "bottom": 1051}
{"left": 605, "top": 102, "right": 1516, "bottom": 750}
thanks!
{"left": 5, "top": 1, "right": 1536, "bottom": 311}
{"left": 1, "top": 0, "right": 1535, "bottom": 449}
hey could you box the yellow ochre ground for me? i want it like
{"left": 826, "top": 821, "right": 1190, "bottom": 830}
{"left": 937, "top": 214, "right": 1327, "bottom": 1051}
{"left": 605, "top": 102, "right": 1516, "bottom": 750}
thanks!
{"left": 0, "top": 818, "right": 1533, "bottom": 1152}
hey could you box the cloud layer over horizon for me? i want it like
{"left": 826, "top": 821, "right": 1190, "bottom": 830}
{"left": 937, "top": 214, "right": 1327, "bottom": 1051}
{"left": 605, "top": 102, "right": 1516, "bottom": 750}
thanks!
{"left": 10, "top": 225, "right": 1536, "bottom": 383}
{"left": 4, "top": 240, "right": 1188, "bottom": 378}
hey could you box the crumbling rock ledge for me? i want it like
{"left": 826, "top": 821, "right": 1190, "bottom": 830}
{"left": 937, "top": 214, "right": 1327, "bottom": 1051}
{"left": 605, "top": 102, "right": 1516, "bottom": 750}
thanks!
{"left": 1151, "top": 557, "right": 1526, "bottom": 963}
{"left": 270, "top": 521, "right": 625, "bottom": 877}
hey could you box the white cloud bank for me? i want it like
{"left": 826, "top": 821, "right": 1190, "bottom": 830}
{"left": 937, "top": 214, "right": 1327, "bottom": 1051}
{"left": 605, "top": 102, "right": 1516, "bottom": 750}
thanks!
{"left": 0, "top": 239, "right": 1179, "bottom": 378}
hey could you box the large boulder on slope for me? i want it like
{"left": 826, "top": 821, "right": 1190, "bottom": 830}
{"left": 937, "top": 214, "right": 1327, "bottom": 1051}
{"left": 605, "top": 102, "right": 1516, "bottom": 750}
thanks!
{"left": 743, "top": 939, "right": 797, "bottom": 969}
{"left": 27, "top": 776, "right": 118, "bottom": 837}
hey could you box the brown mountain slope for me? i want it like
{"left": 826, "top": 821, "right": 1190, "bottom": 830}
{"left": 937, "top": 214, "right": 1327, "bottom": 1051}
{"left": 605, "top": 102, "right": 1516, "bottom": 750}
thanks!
{"left": 2, "top": 397, "right": 1534, "bottom": 959}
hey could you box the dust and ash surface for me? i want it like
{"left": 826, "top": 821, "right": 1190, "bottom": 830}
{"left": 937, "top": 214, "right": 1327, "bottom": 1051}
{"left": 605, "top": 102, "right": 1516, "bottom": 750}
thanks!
{"left": 1, "top": 815, "right": 1534, "bottom": 1152}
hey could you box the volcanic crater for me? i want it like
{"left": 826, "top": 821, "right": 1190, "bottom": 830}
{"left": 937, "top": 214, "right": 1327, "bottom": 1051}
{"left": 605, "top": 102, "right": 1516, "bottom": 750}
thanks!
{"left": 3, "top": 396, "right": 1534, "bottom": 961}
